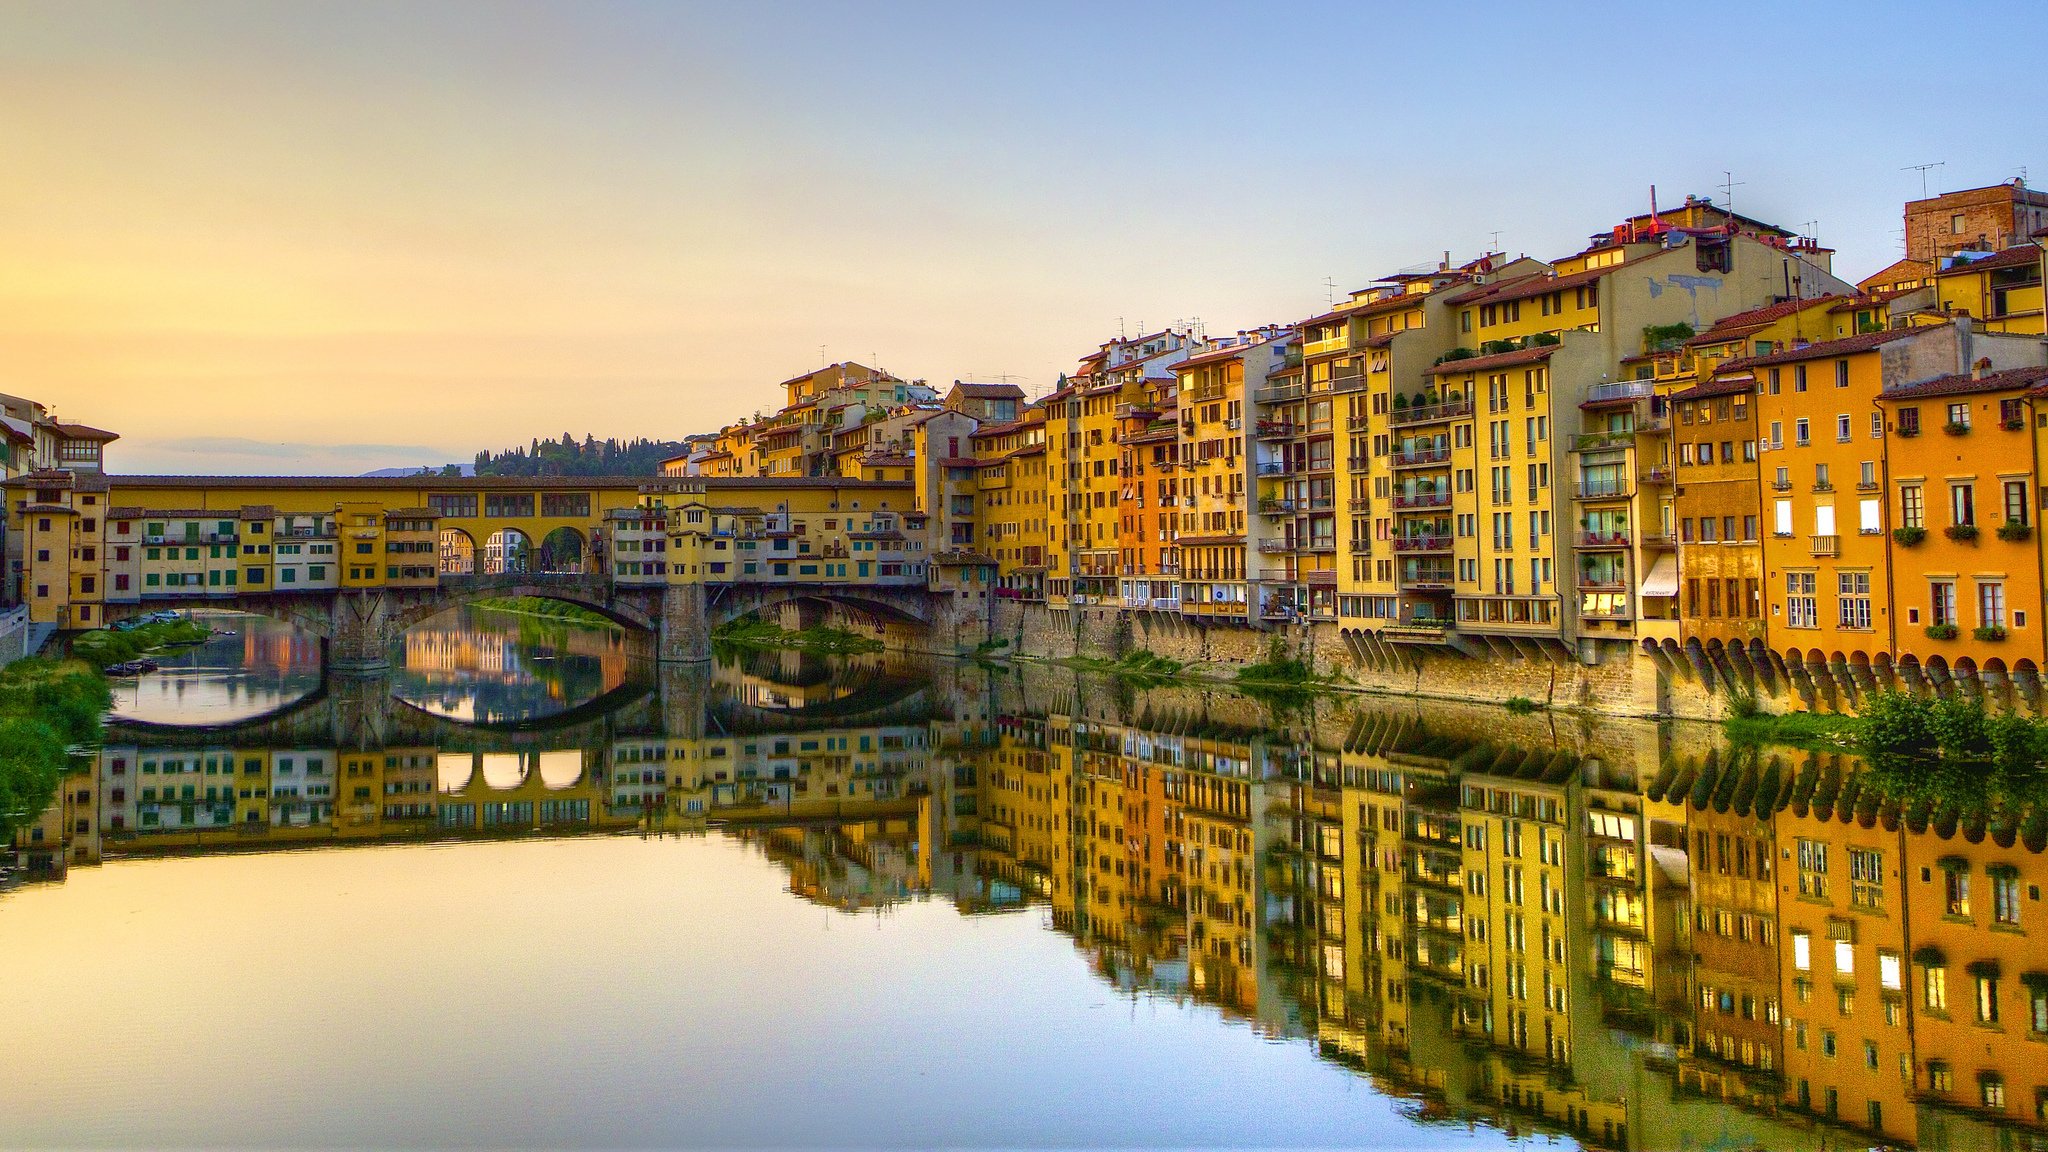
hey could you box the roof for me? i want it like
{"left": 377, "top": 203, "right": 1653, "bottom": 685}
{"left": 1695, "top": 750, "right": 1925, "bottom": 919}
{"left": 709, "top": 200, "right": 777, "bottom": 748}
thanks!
{"left": 1444, "top": 264, "right": 1608, "bottom": 308}
{"left": 948, "top": 381, "right": 1026, "bottom": 400}
{"left": 1720, "top": 327, "right": 1926, "bottom": 372}
{"left": 15, "top": 475, "right": 916, "bottom": 493}
{"left": 1672, "top": 376, "right": 1756, "bottom": 402}
{"left": 105, "top": 505, "right": 143, "bottom": 519}
{"left": 1939, "top": 245, "right": 2045, "bottom": 275}
{"left": 1172, "top": 343, "right": 1250, "bottom": 371}
{"left": 1175, "top": 533, "right": 1246, "bottom": 546}
{"left": 1883, "top": 365, "right": 2048, "bottom": 401}
{"left": 1431, "top": 344, "right": 1558, "bottom": 375}
{"left": 1686, "top": 295, "right": 1844, "bottom": 345}
{"left": 52, "top": 422, "right": 119, "bottom": 441}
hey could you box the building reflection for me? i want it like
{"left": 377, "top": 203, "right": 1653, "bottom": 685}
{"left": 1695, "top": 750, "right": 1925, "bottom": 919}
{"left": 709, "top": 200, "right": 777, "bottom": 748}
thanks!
{"left": 18, "top": 662, "right": 2048, "bottom": 1151}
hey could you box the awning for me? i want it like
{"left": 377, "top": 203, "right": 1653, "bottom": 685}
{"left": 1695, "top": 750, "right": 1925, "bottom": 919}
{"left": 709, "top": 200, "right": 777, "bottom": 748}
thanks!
{"left": 1639, "top": 555, "right": 1680, "bottom": 598}
{"left": 1912, "top": 945, "right": 1946, "bottom": 967}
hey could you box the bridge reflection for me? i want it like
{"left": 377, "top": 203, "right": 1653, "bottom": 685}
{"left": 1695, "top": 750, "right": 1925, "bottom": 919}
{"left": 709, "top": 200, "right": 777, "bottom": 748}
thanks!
{"left": 28, "top": 663, "right": 2048, "bottom": 1150}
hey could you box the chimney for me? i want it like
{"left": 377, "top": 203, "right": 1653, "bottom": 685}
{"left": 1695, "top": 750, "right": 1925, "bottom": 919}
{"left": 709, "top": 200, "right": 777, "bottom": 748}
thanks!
{"left": 1974, "top": 357, "right": 1993, "bottom": 380}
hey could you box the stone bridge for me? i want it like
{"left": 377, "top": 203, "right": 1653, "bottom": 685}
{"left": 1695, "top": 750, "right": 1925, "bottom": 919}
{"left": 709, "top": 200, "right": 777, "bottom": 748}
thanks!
{"left": 103, "top": 574, "right": 981, "bottom": 670}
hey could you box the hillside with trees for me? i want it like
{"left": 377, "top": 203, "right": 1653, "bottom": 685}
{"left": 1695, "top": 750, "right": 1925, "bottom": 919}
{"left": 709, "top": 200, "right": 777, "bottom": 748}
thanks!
{"left": 472, "top": 434, "right": 688, "bottom": 477}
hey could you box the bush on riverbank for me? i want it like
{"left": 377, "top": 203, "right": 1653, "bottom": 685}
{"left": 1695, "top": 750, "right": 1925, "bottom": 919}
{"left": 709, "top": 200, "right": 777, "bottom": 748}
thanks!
{"left": 712, "top": 617, "right": 884, "bottom": 655}
{"left": 0, "top": 658, "right": 110, "bottom": 839}
{"left": 471, "top": 597, "right": 621, "bottom": 629}
{"left": 71, "top": 619, "right": 212, "bottom": 666}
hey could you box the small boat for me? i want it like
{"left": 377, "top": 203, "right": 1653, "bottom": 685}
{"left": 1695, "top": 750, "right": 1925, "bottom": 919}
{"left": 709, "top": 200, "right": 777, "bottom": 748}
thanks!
{"left": 215, "top": 630, "right": 237, "bottom": 637}
{"left": 103, "top": 662, "right": 142, "bottom": 676}
{"left": 133, "top": 658, "right": 160, "bottom": 673}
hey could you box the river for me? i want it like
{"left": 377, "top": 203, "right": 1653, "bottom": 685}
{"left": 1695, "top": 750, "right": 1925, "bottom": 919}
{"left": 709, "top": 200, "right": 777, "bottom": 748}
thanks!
{"left": 6, "top": 608, "right": 2045, "bottom": 1150}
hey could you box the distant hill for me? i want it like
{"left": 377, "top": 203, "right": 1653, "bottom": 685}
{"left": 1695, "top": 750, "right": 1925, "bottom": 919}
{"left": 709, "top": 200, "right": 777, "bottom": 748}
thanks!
{"left": 472, "top": 435, "right": 687, "bottom": 477}
{"left": 361, "top": 464, "right": 472, "bottom": 477}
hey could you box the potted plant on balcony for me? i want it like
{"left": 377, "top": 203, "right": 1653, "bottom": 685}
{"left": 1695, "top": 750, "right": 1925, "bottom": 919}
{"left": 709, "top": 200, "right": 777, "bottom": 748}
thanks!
{"left": 1392, "top": 393, "right": 1408, "bottom": 411}
{"left": 2006, "top": 416, "right": 2028, "bottom": 431}
{"left": 1945, "top": 523, "right": 1980, "bottom": 542}
{"left": 1973, "top": 624, "right": 2009, "bottom": 642}
{"left": 1925, "top": 623, "right": 1959, "bottom": 640}
{"left": 1892, "top": 526, "right": 1927, "bottom": 546}
{"left": 1998, "top": 520, "right": 2033, "bottom": 542}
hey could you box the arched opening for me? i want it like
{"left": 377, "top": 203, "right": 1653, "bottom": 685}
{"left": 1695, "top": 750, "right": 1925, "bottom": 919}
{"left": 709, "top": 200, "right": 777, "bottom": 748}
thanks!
{"left": 440, "top": 528, "right": 477, "bottom": 575}
{"left": 537, "top": 527, "right": 585, "bottom": 575}
{"left": 485, "top": 528, "right": 532, "bottom": 575}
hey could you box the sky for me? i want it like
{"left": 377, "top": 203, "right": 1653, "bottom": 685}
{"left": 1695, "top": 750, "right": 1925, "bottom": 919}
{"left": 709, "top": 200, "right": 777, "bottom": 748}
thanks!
{"left": 2, "top": 0, "right": 2041, "bottom": 475}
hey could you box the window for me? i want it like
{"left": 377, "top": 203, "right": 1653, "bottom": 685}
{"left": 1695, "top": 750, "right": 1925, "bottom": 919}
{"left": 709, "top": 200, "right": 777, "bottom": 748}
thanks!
{"left": 1796, "top": 839, "right": 1828, "bottom": 897}
{"left": 1838, "top": 572, "right": 1871, "bottom": 630}
{"left": 1926, "top": 964, "right": 1948, "bottom": 1011}
{"left": 1768, "top": 420, "right": 1783, "bottom": 449}
{"left": 1795, "top": 418, "right": 1810, "bottom": 446}
{"left": 2006, "top": 480, "right": 2029, "bottom": 526}
{"left": 1792, "top": 930, "right": 1812, "bottom": 971}
{"left": 1775, "top": 499, "right": 1793, "bottom": 537}
{"left": 1898, "top": 406, "right": 1920, "bottom": 435}
{"left": 1860, "top": 498, "right": 1881, "bottom": 534}
{"left": 1978, "top": 975, "right": 2001, "bottom": 1025}
{"left": 1980, "top": 582, "right": 2007, "bottom": 629}
{"left": 1786, "top": 572, "right": 1817, "bottom": 629}
{"left": 1879, "top": 950, "right": 1902, "bottom": 991}
{"left": 1849, "top": 848, "right": 1885, "bottom": 910}
{"left": 1795, "top": 365, "right": 1808, "bottom": 392}
{"left": 1993, "top": 869, "right": 2021, "bottom": 925}
{"left": 1984, "top": 1074, "right": 2007, "bottom": 1109}
{"left": 1870, "top": 411, "right": 1883, "bottom": 438}
{"left": 1835, "top": 939, "right": 1855, "bottom": 977}
{"left": 1814, "top": 462, "right": 1830, "bottom": 489}
{"left": 1836, "top": 414, "right": 1851, "bottom": 442}
{"left": 1931, "top": 581, "right": 1957, "bottom": 627}
{"left": 1945, "top": 865, "right": 1971, "bottom": 916}
{"left": 1947, "top": 401, "right": 1971, "bottom": 431}
{"left": 1929, "top": 1061, "right": 1955, "bottom": 1092}
{"left": 1899, "top": 484, "right": 1923, "bottom": 529}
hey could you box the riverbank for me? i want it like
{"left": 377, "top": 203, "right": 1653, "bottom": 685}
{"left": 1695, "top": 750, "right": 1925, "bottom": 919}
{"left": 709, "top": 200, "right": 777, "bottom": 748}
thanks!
{"left": 470, "top": 597, "right": 622, "bottom": 629}
{"left": 70, "top": 619, "right": 213, "bottom": 667}
{"left": 0, "top": 658, "right": 110, "bottom": 840}
{"left": 712, "top": 618, "right": 884, "bottom": 655}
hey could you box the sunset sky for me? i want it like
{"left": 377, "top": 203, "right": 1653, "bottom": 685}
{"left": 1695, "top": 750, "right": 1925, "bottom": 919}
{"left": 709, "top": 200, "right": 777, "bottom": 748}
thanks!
{"left": 3, "top": 0, "right": 2040, "bottom": 475}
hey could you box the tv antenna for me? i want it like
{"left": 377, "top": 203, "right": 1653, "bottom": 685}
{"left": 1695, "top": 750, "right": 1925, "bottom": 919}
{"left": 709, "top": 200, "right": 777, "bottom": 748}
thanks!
{"left": 1902, "top": 161, "right": 1946, "bottom": 199}
{"left": 1487, "top": 230, "right": 1502, "bottom": 254}
{"left": 1321, "top": 277, "right": 1337, "bottom": 308}
{"left": 1718, "top": 170, "right": 1746, "bottom": 218}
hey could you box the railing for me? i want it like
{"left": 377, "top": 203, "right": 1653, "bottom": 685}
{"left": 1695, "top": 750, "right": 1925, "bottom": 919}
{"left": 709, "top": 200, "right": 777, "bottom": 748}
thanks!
{"left": 1393, "top": 491, "right": 1451, "bottom": 510}
{"left": 1255, "top": 421, "right": 1299, "bottom": 439}
{"left": 1329, "top": 372, "right": 1366, "bottom": 393}
{"left": 1393, "top": 534, "right": 1452, "bottom": 553}
{"left": 1584, "top": 381, "right": 1654, "bottom": 404}
{"left": 1639, "top": 532, "right": 1677, "bottom": 549}
{"left": 1574, "top": 481, "right": 1631, "bottom": 500}
{"left": 1303, "top": 541, "right": 1337, "bottom": 553}
{"left": 1390, "top": 397, "right": 1475, "bottom": 427}
{"left": 1254, "top": 383, "right": 1306, "bottom": 405}
{"left": 1574, "top": 429, "right": 1636, "bottom": 451}
{"left": 1392, "top": 444, "right": 1451, "bottom": 466}
{"left": 1639, "top": 466, "right": 1673, "bottom": 484}
{"left": 1257, "top": 539, "right": 1296, "bottom": 554}
{"left": 1257, "top": 499, "right": 1296, "bottom": 516}
{"left": 1346, "top": 414, "right": 1370, "bottom": 431}
{"left": 1577, "top": 576, "right": 1627, "bottom": 591}
{"left": 1397, "top": 568, "right": 1455, "bottom": 588}
{"left": 1348, "top": 539, "right": 1371, "bottom": 555}
{"left": 1811, "top": 481, "right": 1835, "bottom": 493}
{"left": 1577, "top": 531, "right": 1631, "bottom": 549}
{"left": 1856, "top": 478, "right": 1881, "bottom": 492}
{"left": 1810, "top": 534, "right": 1839, "bottom": 557}
{"left": 1348, "top": 497, "right": 1371, "bottom": 512}
{"left": 1255, "top": 461, "right": 1289, "bottom": 477}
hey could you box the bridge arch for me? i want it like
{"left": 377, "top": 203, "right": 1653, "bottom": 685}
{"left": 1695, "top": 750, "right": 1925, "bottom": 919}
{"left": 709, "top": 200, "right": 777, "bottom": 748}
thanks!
{"left": 708, "top": 583, "right": 933, "bottom": 630}
{"left": 440, "top": 528, "right": 478, "bottom": 575}
{"left": 392, "top": 576, "right": 663, "bottom": 635}
{"left": 484, "top": 528, "right": 532, "bottom": 575}
{"left": 537, "top": 527, "right": 586, "bottom": 575}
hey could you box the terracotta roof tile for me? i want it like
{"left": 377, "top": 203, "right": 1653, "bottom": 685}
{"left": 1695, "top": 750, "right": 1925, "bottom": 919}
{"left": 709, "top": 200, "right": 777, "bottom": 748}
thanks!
{"left": 1719, "top": 327, "right": 1922, "bottom": 372}
{"left": 1430, "top": 345, "right": 1558, "bottom": 375}
{"left": 1883, "top": 365, "right": 2048, "bottom": 401}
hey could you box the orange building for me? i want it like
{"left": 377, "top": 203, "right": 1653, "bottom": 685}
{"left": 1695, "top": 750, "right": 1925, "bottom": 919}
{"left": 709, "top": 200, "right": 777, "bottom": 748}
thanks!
{"left": 1114, "top": 376, "right": 1181, "bottom": 609}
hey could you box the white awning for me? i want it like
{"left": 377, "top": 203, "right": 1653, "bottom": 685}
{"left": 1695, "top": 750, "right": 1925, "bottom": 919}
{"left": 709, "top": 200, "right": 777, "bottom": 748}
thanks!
{"left": 1640, "top": 554, "right": 1679, "bottom": 598}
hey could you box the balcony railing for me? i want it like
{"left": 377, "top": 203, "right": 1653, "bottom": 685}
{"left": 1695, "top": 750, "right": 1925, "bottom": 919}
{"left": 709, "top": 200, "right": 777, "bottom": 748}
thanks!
{"left": 1257, "top": 499, "right": 1296, "bottom": 516}
{"left": 1397, "top": 567, "right": 1455, "bottom": 588}
{"left": 1574, "top": 481, "right": 1632, "bottom": 500}
{"left": 1810, "top": 534, "right": 1839, "bottom": 557}
{"left": 1393, "top": 491, "right": 1452, "bottom": 510}
{"left": 1584, "top": 381, "right": 1655, "bottom": 404}
{"left": 1255, "top": 462, "right": 1289, "bottom": 477}
{"left": 1577, "top": 531, "right": 1631, "bottom": 549}
{"left": 1574, "top": 429, "right": 1636, "bottom": 451}
{"left": 1392, "top": 445, "right": 1451, "bottom": 467}
{"left": 1393, "top": 534, "right": 1452, "bottom": 553}
{"left": 1639, "top": 532, "right": 1677, "bottom": 549}
{"left": 1348, "top": 539, "right": 1371, "bottom": 555}
{"left": 1346, "top": 415, "right": 1370, "bottom": 431}
{"left": 1255, "top": 421, "right": 1299, "bottom": 439}
{"left": 1639, "top": 466, "right": 1674, "bottom": 484}
{"left": 1390, "top": 397, "right": 1475, "bottom": 427}
{"left": 1257, "top": 539, "right": 1297, "bottom": 554}
{"left": 1254, "top": 383, "right": 1306, "bottom": 405}
{"left": 1330, "top": 372, "right": 1366, "bottom": 393}
{"left": 1348, "top": 497, "right": 1371, "bottom": 512}
{"left": 1577, "top": 576, "right": 1627, "bottom": 591}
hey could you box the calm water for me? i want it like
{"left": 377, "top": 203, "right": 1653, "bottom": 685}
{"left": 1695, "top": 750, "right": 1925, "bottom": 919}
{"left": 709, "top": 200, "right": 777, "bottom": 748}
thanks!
{"left": 102, "top": 609, "right": 322, "bottom": 725}
{"left": 14, "top": 611, "right": 2048, "bottom": 1150}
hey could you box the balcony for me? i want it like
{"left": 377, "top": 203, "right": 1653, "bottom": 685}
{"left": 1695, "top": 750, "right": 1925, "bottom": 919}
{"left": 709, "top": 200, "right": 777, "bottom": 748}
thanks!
{"left": 1392, "top": 444, "right": 1451, "bottom": 468}
{"left": 1810, "top": 534, "right": 1839, "bottom": 557}
{"left": 1574, "top": 429, "right": 1637, "bottom": 452}
{"left": 1639, "top": 532, "right": 1677, "bottom": 549}
{"left": 1639, "top": 466, "right": 1674, "bottom": 485}
{"left": 1307, "top": 495, "right": 1335, "bottom": 511}
{"left": 1257, "top": 539, "right": 1297, "bottom": 554}
{"left": 1574, "top": 481, "right": 1632, "bottom": 501}
{"left": 1393, "top": 490, "right": 1452, "bottom": 510}
{"left": 1303, "top": 540, "right": 1337, "bottom": 554}
{"left": 1255, "top": 420, "right": 1299, "bottom": 440}
{"left": 1345, "top": 414, "right": 1370, "bottom": 431}
{"left": 1348, "top": 497, "right": 1371, "bottom": 512}
{"left": 1577, "top": 531, "right": 1631, "bottom": 550}
{"left": 1396, "top": 568, "right": 1455, "bottom": 589}
{"left": 1255, "top": 461, "right": 1288, "bottom": 477}
{"left": 1330, "top": 372, "right": 1367, "bottom": 394}
{"left": 1577, "top": 575, "right": 1627, "bottom": 592}
{"left": 1583, "top": 380, "right": 1655, "bottom": 405}
{"left": 1390, "top": 397, "right": 1475, "bottom": 427}
{"left": 1254, "top": 383, "right": 1306, "bottom": 405}
{"left": 1257, "top": 499, "right": 1297, "bottom": 516}
{"left": 1348, "top": 539, "right": 1371, "bottom": 555}
{"left": 1393, "top": 534, "right": 1452, "bottom": 554}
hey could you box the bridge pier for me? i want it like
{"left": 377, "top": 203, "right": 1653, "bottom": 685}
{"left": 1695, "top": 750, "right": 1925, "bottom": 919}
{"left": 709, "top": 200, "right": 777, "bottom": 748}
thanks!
{"left": 327, "top": 590, "right": 399, "bottom": 672}
{"left": 659, "top": 583, "right": 711, "bottom": 664}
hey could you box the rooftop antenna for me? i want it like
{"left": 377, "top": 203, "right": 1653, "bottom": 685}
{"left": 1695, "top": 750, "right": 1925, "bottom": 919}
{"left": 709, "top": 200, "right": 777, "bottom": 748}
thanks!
{"left": 1321, "top": 277, "right": 1337, "bottom": 308}
{"left": 1487, "top": 230, "right": 1502, "bottom": 254}
{"left": 1801, "top": 219, "right": 1820, "bottom": 246}
{"left": 1903, "top": 161, "right": 1946, "bottom": 199}
{"left": 1718, "top": 170, "right": 1746, "bottom": 219}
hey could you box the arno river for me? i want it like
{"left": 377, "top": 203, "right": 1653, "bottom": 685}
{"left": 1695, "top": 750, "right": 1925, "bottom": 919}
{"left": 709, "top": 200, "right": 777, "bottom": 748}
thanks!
{"left": 6, "top": 609, "right": 2047, "bottom": 1150}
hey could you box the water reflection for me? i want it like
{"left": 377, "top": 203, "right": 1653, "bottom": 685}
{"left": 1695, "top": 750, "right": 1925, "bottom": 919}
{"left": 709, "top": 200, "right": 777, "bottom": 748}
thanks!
{"left": 19, "top": 660, "right": 2048, "bottom": 1149}
{"left": 391, "top": 604, "right": 647, "bottom": 724}
{"left": 104, "top": 609, "right": 322, "bottom": 724}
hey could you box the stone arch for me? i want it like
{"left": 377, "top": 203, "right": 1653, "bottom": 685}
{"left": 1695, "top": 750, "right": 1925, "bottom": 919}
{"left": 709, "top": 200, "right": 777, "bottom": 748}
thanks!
{"left": 485, "top": 528, "right": 532, "bottom": 575}
{"left": 711, "top": 584, "right": 932, "bottom": 628}
{"left": 537, "top": 527, "right": 586, "bottom": 575}
{"left": 394, "top": 580, "right": 660, "bottom": 635}
{"left": 439, "top": 528, "right": 477, "bottom": 575}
